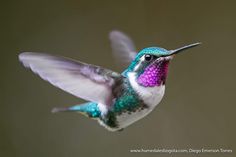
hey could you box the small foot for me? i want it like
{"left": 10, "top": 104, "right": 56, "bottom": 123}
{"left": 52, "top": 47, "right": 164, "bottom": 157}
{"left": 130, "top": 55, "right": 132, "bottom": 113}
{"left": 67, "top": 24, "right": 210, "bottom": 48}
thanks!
{"left": 118, "top": 128, "right": 124, "bottom": 132}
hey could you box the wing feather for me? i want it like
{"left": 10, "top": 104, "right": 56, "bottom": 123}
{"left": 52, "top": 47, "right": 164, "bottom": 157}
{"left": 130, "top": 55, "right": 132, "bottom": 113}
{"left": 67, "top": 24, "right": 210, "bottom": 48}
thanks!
{"left": 109, "top": 30, "right": 137, "bottom": 64}
{"left": 19, "top": 52, "right": 122, "bottom": 105}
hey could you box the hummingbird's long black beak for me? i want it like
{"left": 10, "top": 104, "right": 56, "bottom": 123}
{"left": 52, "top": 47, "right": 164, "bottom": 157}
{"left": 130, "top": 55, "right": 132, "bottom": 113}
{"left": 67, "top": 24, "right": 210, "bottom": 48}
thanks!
{"left": 168, "top": 42, "right": 201, "bottom": 55}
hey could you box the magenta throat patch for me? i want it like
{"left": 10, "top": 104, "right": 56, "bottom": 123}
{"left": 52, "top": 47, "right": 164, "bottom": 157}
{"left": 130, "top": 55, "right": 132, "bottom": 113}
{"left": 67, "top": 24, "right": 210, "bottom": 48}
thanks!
{"left": 137, "top": 61, "right": 169, "bottom": 87}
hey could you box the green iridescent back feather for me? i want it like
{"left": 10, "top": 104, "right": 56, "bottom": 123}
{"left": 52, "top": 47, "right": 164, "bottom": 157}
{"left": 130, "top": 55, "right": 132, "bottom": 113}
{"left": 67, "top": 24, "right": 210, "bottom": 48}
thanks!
{"left": 101, "top": 79, "right": 148, "bottom": 128}
{"left": 113, "top": 81, "right": 141, "bottom": 113}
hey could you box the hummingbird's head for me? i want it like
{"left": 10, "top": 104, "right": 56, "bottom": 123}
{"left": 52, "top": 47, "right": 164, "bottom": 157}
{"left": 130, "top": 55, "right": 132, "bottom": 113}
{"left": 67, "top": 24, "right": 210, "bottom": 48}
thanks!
{"left": 126, "top": 43, "right": 200, "bottom": 87}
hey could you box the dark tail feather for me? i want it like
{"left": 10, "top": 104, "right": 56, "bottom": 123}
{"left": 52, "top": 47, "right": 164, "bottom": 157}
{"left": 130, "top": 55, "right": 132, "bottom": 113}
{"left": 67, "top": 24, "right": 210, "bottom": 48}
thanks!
{"left": 51, "top": 102, "right": 100, "bottom": 118}
{"left": 51, "top": 107, "right": 71, "bottom": 113}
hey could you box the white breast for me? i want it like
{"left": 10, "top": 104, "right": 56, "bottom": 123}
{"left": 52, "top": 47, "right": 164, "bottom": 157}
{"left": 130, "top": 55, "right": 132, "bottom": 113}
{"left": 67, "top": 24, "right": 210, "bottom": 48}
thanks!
{"left": 113, "top": 72, "right": 165, "bottom": 130}
{"left": 127, "top": 72, "right": 165, "bottom": 107}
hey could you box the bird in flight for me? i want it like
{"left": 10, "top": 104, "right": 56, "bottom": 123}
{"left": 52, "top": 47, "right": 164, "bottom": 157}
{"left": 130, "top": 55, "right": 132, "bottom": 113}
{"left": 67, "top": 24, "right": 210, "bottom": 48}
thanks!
{"left": 19, "top": 30, "right": 200, "bottom": 131}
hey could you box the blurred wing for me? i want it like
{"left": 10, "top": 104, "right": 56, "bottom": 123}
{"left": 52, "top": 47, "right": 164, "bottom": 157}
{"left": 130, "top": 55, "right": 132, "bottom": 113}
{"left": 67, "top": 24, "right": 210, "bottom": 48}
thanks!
{"left": 19, "top": 52, "right": 122, "bottom": 105}
{"left": 109, "top": 30, "right": 137, "bottom": 65}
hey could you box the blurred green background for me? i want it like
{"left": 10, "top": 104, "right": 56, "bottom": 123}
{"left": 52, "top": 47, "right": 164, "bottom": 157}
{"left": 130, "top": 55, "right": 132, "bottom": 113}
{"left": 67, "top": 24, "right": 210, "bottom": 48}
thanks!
{"left": 1, "top": 0, "right": 235, "bottom": 157}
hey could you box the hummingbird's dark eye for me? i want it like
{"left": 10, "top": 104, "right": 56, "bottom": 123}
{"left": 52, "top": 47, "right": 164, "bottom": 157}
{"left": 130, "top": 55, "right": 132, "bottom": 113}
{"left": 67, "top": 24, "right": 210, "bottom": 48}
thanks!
{"left": 144, "top": 54, "right": 153, "bottom": 61}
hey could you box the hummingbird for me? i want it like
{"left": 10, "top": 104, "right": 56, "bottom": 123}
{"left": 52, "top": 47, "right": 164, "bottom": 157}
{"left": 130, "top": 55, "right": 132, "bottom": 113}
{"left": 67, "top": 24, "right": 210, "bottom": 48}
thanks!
{"left": 19, "top": 31, "right": 200, "bottom": 131}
